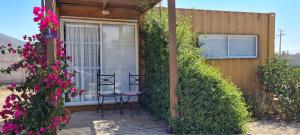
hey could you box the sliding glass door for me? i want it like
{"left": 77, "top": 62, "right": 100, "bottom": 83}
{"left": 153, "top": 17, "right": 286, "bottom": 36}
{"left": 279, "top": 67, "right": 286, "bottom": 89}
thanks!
{"left": 102, "top": 24, "right": 136, "bottom": 93}
{"left": 64, "top": 21, "right": 137, "bottom": 105}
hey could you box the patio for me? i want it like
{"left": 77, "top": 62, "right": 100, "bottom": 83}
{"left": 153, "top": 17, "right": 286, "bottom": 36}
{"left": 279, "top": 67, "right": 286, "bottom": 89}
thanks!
{"left": 58, "top": 109, "right": 169, "bottom": 135}
{"left": 2, "top": 86, "right": 300, "bottom": 134}
{"left": 57, "top": 109, "right": 300, "bottom": 135}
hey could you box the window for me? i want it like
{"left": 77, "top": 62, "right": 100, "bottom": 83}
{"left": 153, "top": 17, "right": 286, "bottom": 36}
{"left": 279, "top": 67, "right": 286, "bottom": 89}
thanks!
{"left": 199, "top": 35, "right": 258, "bottom": 59}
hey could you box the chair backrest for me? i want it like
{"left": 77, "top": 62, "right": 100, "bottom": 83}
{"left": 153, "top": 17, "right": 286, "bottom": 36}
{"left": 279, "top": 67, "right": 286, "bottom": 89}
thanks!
{"left": 129, "top": 72, "right": 145, "bottom": 92}
{"left": 97, "top": 71, "right": 116, "bottom": 94}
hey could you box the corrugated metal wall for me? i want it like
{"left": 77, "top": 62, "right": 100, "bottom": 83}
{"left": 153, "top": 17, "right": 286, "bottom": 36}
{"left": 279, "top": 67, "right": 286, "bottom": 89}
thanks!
{"left": 177, "top": 9, "right": 275, "bottom": 94}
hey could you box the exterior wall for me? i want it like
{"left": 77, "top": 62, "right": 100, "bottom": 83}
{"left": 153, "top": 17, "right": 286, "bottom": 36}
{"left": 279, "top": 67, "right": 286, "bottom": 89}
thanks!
{"left": 177, "top": 9, "right": 275, "bottom": 94}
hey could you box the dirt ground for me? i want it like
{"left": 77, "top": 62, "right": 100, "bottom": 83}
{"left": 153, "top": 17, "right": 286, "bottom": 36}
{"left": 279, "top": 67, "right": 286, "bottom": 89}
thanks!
{"left": 0, "top": 85, "right": 13, "bottom": 109}
{"left": 0, "top": 85, "right": 13, "bottom": 128}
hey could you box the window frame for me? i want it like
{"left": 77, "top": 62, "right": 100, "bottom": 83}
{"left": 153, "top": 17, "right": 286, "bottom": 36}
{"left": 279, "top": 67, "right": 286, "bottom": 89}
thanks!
{"left": 60, "top": 18, "right": 139, "bottom": 106}
{"left": 199, "top": 34, "right": 258, "bottom": 59}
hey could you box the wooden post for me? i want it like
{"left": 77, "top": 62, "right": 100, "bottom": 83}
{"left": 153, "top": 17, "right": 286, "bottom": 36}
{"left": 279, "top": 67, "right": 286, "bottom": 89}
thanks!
{"left": 45, "top": 0, "right": 57, "bottom": 62}
{"left": 168, "top": 0, "right": 178, "bottom": 118}
{"left": 45, "top": 1, "right": 58, "bottom": 135}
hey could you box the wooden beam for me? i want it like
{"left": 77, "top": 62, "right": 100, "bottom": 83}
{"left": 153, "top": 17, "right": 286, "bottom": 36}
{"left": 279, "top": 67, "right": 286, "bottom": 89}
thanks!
{"left": 168, "top": 0, "right": 178, "bottom": 118}
{"left": 58, "top": 0, "right": 162, "bottom": 12}
{"left": 102, "top": 0, "right": 108, "bottom": 9}
{"left": 41, "top": 0, "right": 45, "bottom": 7}
{"left": 59, "top": 4, "right": 142, "bottom": 20}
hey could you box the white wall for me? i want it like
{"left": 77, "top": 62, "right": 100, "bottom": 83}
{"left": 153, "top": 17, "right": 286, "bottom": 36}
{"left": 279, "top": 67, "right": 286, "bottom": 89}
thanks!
{"left": 0, "top": 54, "right": 25, "bottom": 84}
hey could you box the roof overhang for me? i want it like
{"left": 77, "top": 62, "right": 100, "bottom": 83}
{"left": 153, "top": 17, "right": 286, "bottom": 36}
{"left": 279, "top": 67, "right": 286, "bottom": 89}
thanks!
{"left": 57, "top": 0, "right": 162, "bottom": 13}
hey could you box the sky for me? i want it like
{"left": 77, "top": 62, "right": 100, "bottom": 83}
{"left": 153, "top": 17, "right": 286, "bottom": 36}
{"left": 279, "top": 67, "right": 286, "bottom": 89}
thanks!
{"left": 0, "top": 0, "right": 299, "bottom": 53}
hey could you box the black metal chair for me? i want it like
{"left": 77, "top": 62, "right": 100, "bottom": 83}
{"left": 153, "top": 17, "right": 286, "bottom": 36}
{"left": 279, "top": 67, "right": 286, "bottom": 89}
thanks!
{"left": 97, "top": 72, "right": 122, "bottom": 117}
{"left": 121, "top": 72, "right": 145, "bottom": 114}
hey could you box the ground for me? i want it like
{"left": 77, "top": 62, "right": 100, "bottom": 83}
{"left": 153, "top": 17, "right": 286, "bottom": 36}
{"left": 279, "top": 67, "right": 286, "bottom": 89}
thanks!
{"left": 1, "top": 85, "right": 300, "bottom": 135}
{"left": 58, "top": 110, "right": 168, "bottom": 135}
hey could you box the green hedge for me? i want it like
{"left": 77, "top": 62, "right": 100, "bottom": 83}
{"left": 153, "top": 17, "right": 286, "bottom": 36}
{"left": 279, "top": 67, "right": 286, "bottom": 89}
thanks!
{"left": 141, "top": 11, "right": 170, "bottom": 120}
{"left": 141, "top": 10, "right": 249, "bottom": 134}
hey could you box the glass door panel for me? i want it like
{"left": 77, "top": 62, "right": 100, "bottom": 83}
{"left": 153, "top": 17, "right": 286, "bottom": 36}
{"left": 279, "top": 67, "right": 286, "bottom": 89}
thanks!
{"left": 102, "top": 24, "right": 137, "bottom": 93}
{"left": 65, "top": 22, "right": 100, "bottom": 103}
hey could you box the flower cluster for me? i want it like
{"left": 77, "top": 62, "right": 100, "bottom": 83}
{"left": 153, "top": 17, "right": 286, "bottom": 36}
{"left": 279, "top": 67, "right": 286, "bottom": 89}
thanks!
{"left": 0, "top": 6, "right": 81, "bottom": 134}
{"left": 33, "top": 6, "right": 59, "bottom": 31}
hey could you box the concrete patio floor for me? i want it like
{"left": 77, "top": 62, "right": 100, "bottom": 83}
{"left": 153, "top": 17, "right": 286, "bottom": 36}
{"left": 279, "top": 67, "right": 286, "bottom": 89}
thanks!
{"left": 58, "top": 109, "right": 169, "bottom": 135}
{"left": 58, "top": 109, "right": 300, "bottom": 135}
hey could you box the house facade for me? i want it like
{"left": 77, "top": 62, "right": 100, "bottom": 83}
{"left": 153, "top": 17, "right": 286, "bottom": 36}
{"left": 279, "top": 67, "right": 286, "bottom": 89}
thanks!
{"left": 45, "top": 0, "right": 275, "bottom": 110}
{"left": 178, "top": 9, "right": 275, "bottom": 95}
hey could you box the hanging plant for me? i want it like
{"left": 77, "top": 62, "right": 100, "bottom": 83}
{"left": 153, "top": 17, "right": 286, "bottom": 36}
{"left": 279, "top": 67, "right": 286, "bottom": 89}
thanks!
{"left": 0, "top": 6, "right": 81, "bottom": 134}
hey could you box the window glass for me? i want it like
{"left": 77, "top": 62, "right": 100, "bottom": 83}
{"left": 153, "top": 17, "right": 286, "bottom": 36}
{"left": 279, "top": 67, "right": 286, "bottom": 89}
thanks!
{"left": 229, "top": 36, "right": 256, "bottom": 57}
{"left": 199, "top": 35, "right": 257, "bottom": 59}
{"left": 200, "top": 36, "right": 228, "bottom": 58}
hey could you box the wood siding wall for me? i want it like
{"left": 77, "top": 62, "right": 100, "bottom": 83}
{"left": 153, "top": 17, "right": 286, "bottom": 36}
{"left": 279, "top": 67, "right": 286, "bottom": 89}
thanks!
{"left": 177, "top": 9, "right": 275, "bottom": 94}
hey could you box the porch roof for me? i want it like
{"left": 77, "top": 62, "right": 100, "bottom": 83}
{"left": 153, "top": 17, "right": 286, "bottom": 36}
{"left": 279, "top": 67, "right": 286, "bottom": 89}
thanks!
{"left": 57, "top": 0, "right": 162, "bottom": 14}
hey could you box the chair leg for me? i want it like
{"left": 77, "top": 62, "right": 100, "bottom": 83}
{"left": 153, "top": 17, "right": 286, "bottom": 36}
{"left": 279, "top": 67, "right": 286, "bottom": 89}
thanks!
{"left": 97, "top": 95, "right": 100, "bottom": 113}
{"left": 119, "top": 95, "right": 123, "bottom": 115}
{"left": 113, "top": 95, "right": 121, "bottom": 112}
{"left": 123, "top": 96, "right": 131, "bottom": 113}
{"left": 128, "top": 96, "right": 132, "bottom": 110}
{"left": 101, "top": 96, "right": 104, "bottom": 117}
{"left": 137, "top": 95, "right": 141, "bottom": 115}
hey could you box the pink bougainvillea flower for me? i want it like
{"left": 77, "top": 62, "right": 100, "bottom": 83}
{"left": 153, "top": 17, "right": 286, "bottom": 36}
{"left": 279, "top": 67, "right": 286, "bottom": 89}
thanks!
{"left": 7, "top": 82, "right": 17, "bottom": 90}
{"left": 33, "top": 17, "right": 40, "bottom": 22}
{"left": 34, "top": 85, "right": 40, "bottom": 92}
{"left": 10, "top": 94, "right": 16, "bottom": 101}
{"left": 56, "top": 89, "right": 61, "bottom": 97}
{"left": 40, "top": 127, "right": 46, "bottom": 133}
{"left": 52, "top": 116, "right": 60, "bottom": 128}
{"left": 33, "top": 7, "right": 41, "bottom": 15}
{"left": 23, "top": 35, "right": 27, "bottom": 40}
{"left": 13, "top": 109, "right": 22, "bottom": 119}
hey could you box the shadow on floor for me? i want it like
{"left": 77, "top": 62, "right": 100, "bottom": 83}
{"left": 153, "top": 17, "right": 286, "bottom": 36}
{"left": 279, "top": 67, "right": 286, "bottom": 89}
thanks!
{"left": 58, "top": 109, "right": 168, "bottom": 135}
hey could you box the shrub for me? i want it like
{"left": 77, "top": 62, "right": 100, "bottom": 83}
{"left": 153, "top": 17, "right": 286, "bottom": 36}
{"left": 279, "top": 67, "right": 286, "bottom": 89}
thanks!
{"left": 258, "top": 56, "right": 300, "bottom": 120}
{"left": 141, "top": 11, "right": 170, "bottom": 120}
{"left": 0, "top": 7, "right": 80, "bottom": 134}
{"left": 142, "top": 10, "right": 249, "bottom": 134}
{"left": 244, "top": 92, "right": 274, "bottom": 118}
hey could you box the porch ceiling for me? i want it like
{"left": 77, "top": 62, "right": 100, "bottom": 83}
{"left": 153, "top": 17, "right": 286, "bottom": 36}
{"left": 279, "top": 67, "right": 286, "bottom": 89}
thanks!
{"left": 57, "top": 0, "right": 162, "bottom": 13}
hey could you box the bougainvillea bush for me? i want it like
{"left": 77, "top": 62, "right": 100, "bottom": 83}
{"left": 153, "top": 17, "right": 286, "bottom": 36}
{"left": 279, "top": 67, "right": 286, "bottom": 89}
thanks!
{"left": 0, "top": 7, "right": 80, "bottom": 134}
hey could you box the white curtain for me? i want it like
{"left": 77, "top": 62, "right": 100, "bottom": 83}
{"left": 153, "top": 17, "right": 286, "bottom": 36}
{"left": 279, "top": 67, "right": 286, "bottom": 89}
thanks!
{"left": 65, "top": 22, "right": 100, "bottom": 102}
{"left": 65, "top": 22, "right": 136, "bottom": 103}
{"left": 102, "top": 24, "right": 136, "bottom": 93}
